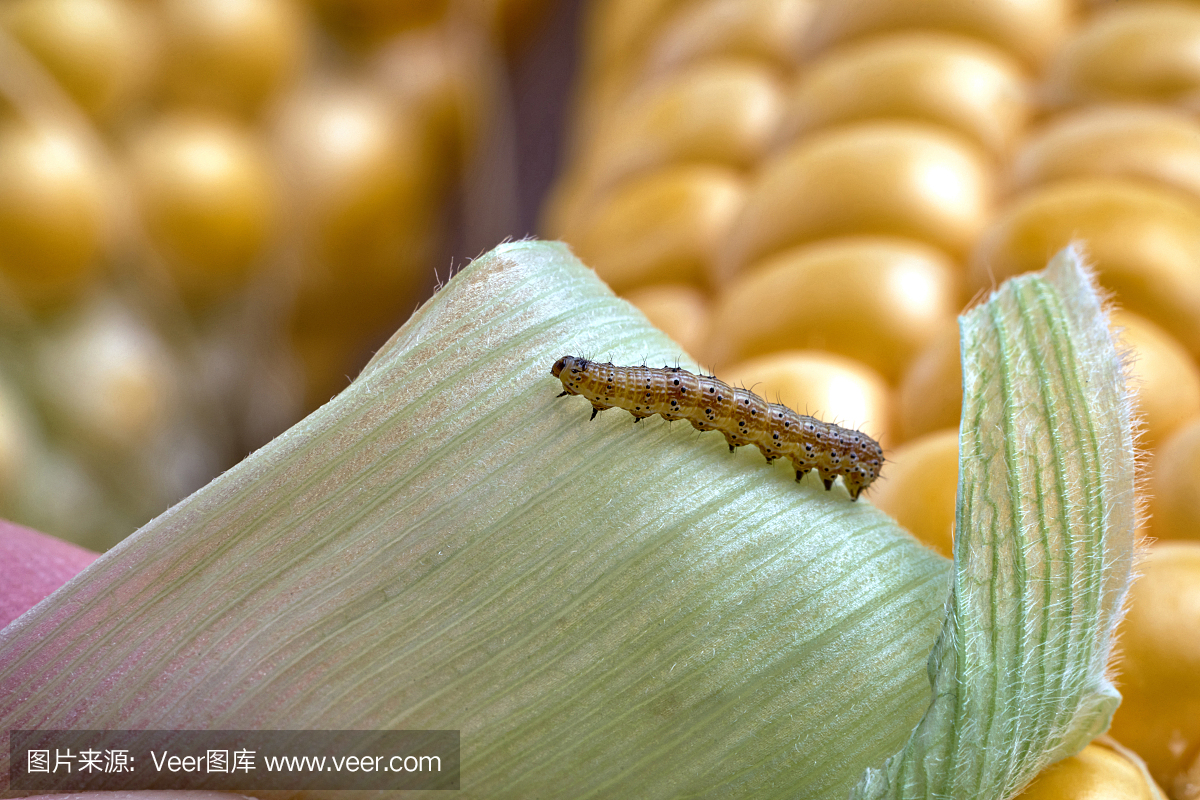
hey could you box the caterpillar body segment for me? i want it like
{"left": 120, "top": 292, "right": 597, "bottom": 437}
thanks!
{"left": 550, "top": 355, "right": 884, "bottom": 500}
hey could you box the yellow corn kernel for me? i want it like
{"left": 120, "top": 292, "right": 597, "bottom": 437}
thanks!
{"left": 272, "top": 82, "right": 434, "bottom": 311}
{"left": 970, "top": 178, "right": 1200, "bottom": 363}
{"left": 1108, "top": 542, "right": 1200, "bottom": 793}
{"left": 720, "top": 121, "right": 993, "bottom": 282}
{"left": 1015, "top": 740, "right": 1169, "bottom": 800}
{"left": 643, "top": 0, "right": 815, "bottom": 76}
{"left": 623, "top": 283, "right": 709, "bottom": 360}
{"left": 1009, "top": 104, "right": 1200, "bottom": 205}
{"left": 568, "top": 0, "right": 683, "bottom": 134}
{"left": 786, "top": 31, "right": 1030, "bottom": 156}
{"left": 159, "top": 0, "right": 307, "bottom": 118}
{"left": 0, "top": 0, "right": 154, "bottom": 121}
{"left": 573, "top": 60, "right": 784, "bottom": 200}
{"left": 129, "top": 113, "right": 276, "bottom": 304}
{"left": 34, "top": 296, "right": 178, "bottom": 454}
{"left": 562, "top": 163, "right": 745, "bottom": 294}
{"left": 579, "top": 0, "right": 681, "bottom": 85}
{"left": 804, "top": 0, "right": 1078, "bottom": 69}
{"left": 1148, "top": 416, "right": 1200, "bottom": 543}
{"left": 870, "top": 428, "right": 958, "bottom": 558}
{"left": 1046, "top": 2, "right": 1200, "bottom": 106}
{"left": 548, "top": 60, "right": 781, "bottom": 238}
{"left": 0, "top": 123, "right": 108, "bottom": 309}
{"left": 705, "top": 236, "right": 962, "bottom": 382}
{"left": 896, "top": 320, "right": 962, "bottom": 444}
{"left": 370, "top": 27, "right": 486, "bottom": 180}
{"left": 1112, "top": 310, "right": 1200, "bottom": 450}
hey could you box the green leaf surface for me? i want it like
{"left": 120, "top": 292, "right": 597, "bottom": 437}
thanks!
{"left": 852, "top": 246, "right": 1137, "bottom": 799}
{"left": 1, "top": 241, "right": 950, "bottom": 798}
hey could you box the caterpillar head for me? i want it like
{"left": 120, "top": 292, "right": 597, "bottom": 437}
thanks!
{"left": 552, "top": 355, "right": 586, "bottom": 379}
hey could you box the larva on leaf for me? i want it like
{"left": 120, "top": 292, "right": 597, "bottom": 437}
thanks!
{"left": 552, "top": 355, "right": 884, "bottom": 500}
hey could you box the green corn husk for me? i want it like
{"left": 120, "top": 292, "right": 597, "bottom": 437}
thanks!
{"left": 853, "top": 245, "right": 1137, "bottom": 798}
{"left": 0, "top": 241, "right": 1134, "bottom": 799}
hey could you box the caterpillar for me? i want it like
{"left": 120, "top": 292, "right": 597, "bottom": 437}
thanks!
{"left": 551, "top": 356, "right": 884, "bottom": 500}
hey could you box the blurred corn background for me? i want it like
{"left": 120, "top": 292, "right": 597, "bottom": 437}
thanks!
{"left": 2, "top": 0, "right": 1199, "bottom": 795}
{"left": 0, "top": 0, "right": 562, "bottom": 551}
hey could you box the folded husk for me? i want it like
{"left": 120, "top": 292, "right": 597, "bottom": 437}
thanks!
{"left": 853, "top": 246, "right": 1137, "bottom": 799}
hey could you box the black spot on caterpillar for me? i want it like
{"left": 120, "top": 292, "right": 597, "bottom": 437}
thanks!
{"left": 552, "top": 355, "right": 884, "bottom": 500}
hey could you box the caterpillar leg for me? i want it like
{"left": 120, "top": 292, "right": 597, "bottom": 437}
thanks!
{"left": 844, "top": 473, "right": 866, "bottom": 501}
{"left": 818, "top": 468, "right": 835, "bottom": 491}
{"left": 590, "top": 406, "right": 604, "bottom": 420}
{"left": 795, "top": 468, "right": 810, "bottom": 482}
{"left": 557, "top": 391, "right": 570, "bottom": 398}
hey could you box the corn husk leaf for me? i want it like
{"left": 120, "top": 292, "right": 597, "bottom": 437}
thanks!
{"left": 853, "top": 246, "right": 1137, "bottom": 798}
{"left": 0, "top": 241, "right": 1133, "bottom": 800}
